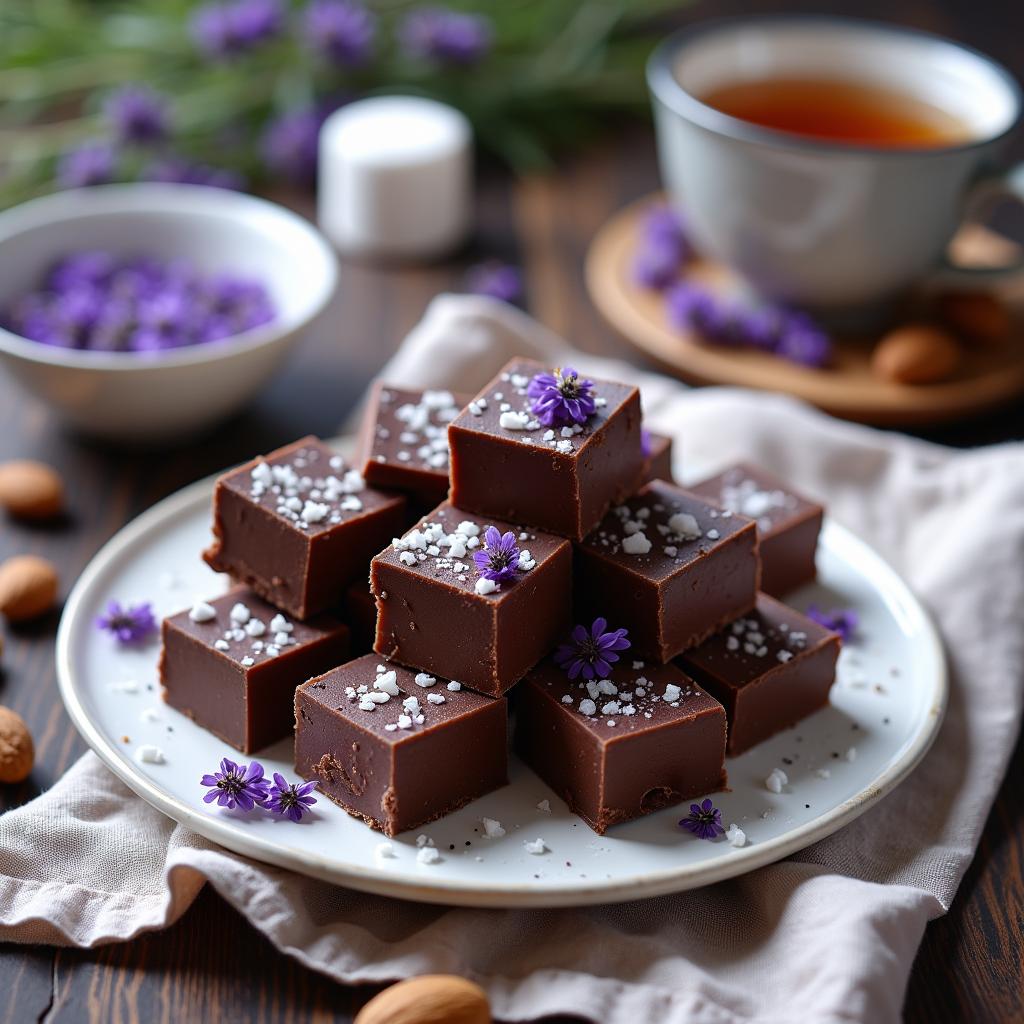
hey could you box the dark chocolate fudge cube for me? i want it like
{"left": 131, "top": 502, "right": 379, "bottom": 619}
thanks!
{"left": 678, "top": 593, "right": 841, "bottom": 755}
{"left": 203, "top": 436, "right": 408, "bottom": 620}
{"left": 371, "top": 501, "right": 572, "bottom": 696}
{"left": 343, "top": 582, "right": 378, "bottom": 656}
{"left": 575, "top": 480, "right": 759, "bottom": 662}
{"left": 159, "top": 588, "right": 350, "bottom": 753}
{"left": 689, "top": 463, "right": 823, "bottom": 596}
{"left": 295, "top": 654, "right": 507, "bottom": 836}
{"left": 449, "top": 358, "right": 644, "bottom": 540}
{"left": 515, "top": 658, "right": 727, "bottom": 834}
{"left": 356, "top": 383, "right": 470, "bottom": 511}
{"left": 641, "top": 429, "right": 675, "bottom": 484}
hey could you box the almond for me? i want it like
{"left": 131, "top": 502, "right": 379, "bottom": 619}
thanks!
{"left": 0, "top": 460, "right": 64, "bottom": 520}
{"left": 934, "top": 291, "right": 1011, "bottom": 347}
{"left": 871, "top": 325, "right": 961, "bottom": 385}
{"left": 0, "top": 706, "right": 33, "bottom": 784}
{"left": 0, "top": 555, "right": 59, "bottom": 622}
{"left": 355, "top": 975, "right": 491, "bottom": 1024}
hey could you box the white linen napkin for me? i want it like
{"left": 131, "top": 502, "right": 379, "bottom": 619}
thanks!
{"left": 2, "top": 294, "right": 1023, "bottom": 1024}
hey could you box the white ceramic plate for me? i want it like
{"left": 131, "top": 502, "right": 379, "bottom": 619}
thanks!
{"left": 57, "top": 442, "right": 946, "bottom": 908}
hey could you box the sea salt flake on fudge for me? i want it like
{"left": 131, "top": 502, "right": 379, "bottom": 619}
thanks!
{"left": 689, "top": 462, "right": 823, "bottom": 596}
{"left": 574, "top": 480, "right": 759, "bottom": 662}
{"left": 294, "top": 655, "right": 507, "bottom": 837}
{"left": 203, "top": 436, "right": 408, "bottom": 620}
{"left": 371, "top": 501, "right": 572, "bottom": 696}
{"left": 678, "top": 593, "right": 841, "bottom": 755}
{"left": 448, "top": 357, "right": 644, "bottom": 540}
{"left": 159, "top": 587, "right": 349, "bottom": 753}
{"left": 356, "top": 382, "right": 471, "bottom": 511}
{"left": 514, "top": 658, "right": 727, "bottom": 835}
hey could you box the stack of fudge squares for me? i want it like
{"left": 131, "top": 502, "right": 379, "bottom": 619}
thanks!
{"left": 159, "top": 359, "right": 842, "bottom": 838}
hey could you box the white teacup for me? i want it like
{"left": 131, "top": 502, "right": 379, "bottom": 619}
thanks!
{"left": 648, "top": 16, "right": 1024, "bottom": 317}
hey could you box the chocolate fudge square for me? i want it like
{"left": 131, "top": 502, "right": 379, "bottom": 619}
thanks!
{"left": 203, "top": 436, "right": 408, "bottom": 620}
{"left": 448, "top": 358, "right": 644, "bottom": 541}
{"left": 689, "top": 462, "right": 823, "bottom": 596}
{"left": 343, "top": 582, "right": 379, "bottom": 656}
{"left": 575, "top": 480, "right": 759, "bottom": 662}
{"left": 642, "top": 429, "right": 675, "bottom": 484}
{"left": 160, "top": 588, "right": 350, "bottom": 753}
{"left": 371, "top": 501, "right": 572, "bottom": 696}
{"left": 295, "top": 655, "right": 507, "bottom": 836}
{"left": 515, "top": 659, "right": 727, "bottom": 835}
{"left": 678, "top": 593, "right": 841, "bottom": 755}
{"left": 356, "top": 382, "right": 469, "bottom": 511}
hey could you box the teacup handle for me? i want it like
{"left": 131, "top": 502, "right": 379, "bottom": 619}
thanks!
{"left": 933, "top": 164, "right": 1024, "bottom": 287}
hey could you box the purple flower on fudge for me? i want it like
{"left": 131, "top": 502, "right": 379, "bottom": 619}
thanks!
{"left": 527, "top": 366, "right": 596, "bottom": 427}
{"left": 200, "top": 758, "right": 271, "bottom": 810}
{"left": 806, "top": 606, "right": 859, "bottom": 643}
{"left": 473, "top": 525, "right": 520, "bottom": 584}
{"left": 555, "top": 617, "right": 631, "bottom": 680}
{"left": 95, "top": 600, "right": 157, "bottom": 644}
{"left": 679, "top": 797, "right": 725, "bottom": 840}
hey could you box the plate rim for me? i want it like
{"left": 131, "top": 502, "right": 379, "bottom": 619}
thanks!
{"left": 56, "top": 450, "right": 948, "bottom": 908}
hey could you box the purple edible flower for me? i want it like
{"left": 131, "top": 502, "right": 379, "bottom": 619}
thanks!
{"left": 265, "top": 772, "right": 318, "bottom": 821}
{"left": 103, "top": 85, "right": 169, "bottom": 145}
{"left": 465, "top": 261, "right": 523, "bottom": 303}
{"left": 640, "top": 428, "right": 652, "bottom": 458}
{"left": 200, "top": 758, "right": 271, "bottom": 810}
{"left": 95, "top": 600, "right": 157, "bottom": 644}
{"left": 555, "top": 617, "right": 631, "bottom": 681}
{"left": 633, "top": 205, "right": 690, "bottom": 289}
{"left": 806, "top": 605, "right": 859, "bottom": 643}
{"left": 527, "top": 366, "right": 596, "bottom": 428}
{"left": 775, "top": 315, "right": 833, "bottom": 368}
{"left": 472, "top": 525, "right": 521, "bottom": 584}
{"left": 191, "top": 0, "right": 283, "bottom": 58}
{"left": 303, "top": 0, "right": 375, "bottom": 66}
{"left": 400, "top": 7, "right": 493, "bottom": 65}
{"left": 679, "top": 798, "right": 725, "bottom": 840}
{"left": 261, "top": 108, "right": 323, "bottom": 184}
{"left": 56, "top": 142, "right": 116, "bottom": 189}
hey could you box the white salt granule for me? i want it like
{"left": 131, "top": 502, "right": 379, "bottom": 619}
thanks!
{"left": 135, "top": 745, "right": 166, "bottom": 765}
{"left": 481, "top": 817, "right": 506, "bottom": 838}
{"left": 765, "top": 767, "right": 788, "bottom": 794}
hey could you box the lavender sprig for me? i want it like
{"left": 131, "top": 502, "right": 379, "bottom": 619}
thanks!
{"left": 95, "top": 600, "right": 157, "bottom": 644}
{"left": 265, "top": 773, "right": 318, "bottom": 821}
{"left": 555, "top": 617, "right": 630, "bottom": 681}
{"left": 806, "top": 606, "right": 859, "bottom": 643}
{"left": 303, "top": 0, "right": 375, "bottom": 66}
{"left": 400, "top": 7, "right": 492, "bottom": 65}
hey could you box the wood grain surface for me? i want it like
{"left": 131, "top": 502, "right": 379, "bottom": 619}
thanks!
{"left": 1, "top": 1, "right": 1023, "bottom": 1020}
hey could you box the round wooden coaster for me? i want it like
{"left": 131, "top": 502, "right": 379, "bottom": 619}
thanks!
{"left": 585, "top": 194, "right": 1024, "bottom": 426}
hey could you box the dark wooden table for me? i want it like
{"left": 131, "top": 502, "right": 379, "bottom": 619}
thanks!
{"left": 2, "top": 2, "right": 1023, "bottom": 1021}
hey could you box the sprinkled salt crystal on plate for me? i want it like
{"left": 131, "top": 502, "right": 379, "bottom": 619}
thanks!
{"left": 189, "top": 601, "right": 217, "bottom": 623}
{"left": 524, "top": 838, "right": 548, "bottom": 855}
{"left": 416, "top": 833, "right": 434, "bottom": 847}
{"left": 135, "top": 744, "right": 165, "bottom": 765}
{"left": 416, "top": 846, "right": 441, "bottom": 865}
{"left": 537, "top": 799, "right": 551, "bottom": 813}
{"left": 622, "top": 532, "right": 652, "bottom": 555}
{"left": 140, "top": 707, "right": 161, "bottom": 722}
{"left": 816, "top": 767, "right": 831, "bottom": 779}
{"left": 447, "top": 681, "right": 462, "bottom": 691}
{"left": 109, "top": 679, "right": 139, "bottom": 693}
{"left": 667, "top": 511, "right": 701, "bottom": 539}
{"left": 375, "top": 841, "right": 395, "bottom": 859}
{"left": 475, "top": 577, "right": 498, "bottom": 595}
{"left": 726, "top": 823, "right": 747, "bottom": 848}
{"left": 481, "top": 817, "right": 506, "bottom": 838}
{"left": 765, "top": 767, "right": 788, "bottom": 793}
{"left": 846, "top": 746, "right": 858, "bottom": 762}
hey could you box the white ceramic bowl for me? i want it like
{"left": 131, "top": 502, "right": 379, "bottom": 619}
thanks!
{"left": 0, "top": 184, "right": 338, "bottom": 442}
